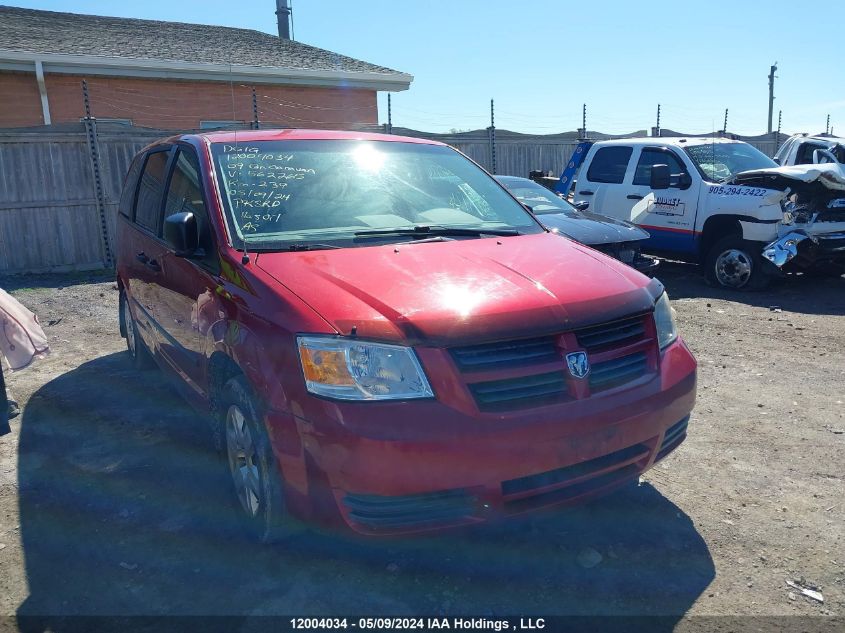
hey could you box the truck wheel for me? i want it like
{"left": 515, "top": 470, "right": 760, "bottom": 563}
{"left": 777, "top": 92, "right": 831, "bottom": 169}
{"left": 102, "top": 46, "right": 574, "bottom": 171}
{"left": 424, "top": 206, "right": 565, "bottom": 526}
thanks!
{"left": 220, "top": 375, "right": 298, "bottom": 543}
{"left": 704, "top": 236, "right": 771, "bottom": 290}
{"left": 120, "top": 291, "right": 155, "bottom": 370}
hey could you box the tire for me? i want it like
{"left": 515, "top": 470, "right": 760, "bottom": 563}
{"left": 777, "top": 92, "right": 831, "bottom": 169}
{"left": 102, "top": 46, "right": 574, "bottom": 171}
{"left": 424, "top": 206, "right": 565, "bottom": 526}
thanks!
{"left": 219, "top": 375, "right": 297, "bottom": 543}
{"left": 704, "top": 236, "right": 771, "bottom": 290}
{"left": 120, "top": 291, "right": 155, "bottom": 369}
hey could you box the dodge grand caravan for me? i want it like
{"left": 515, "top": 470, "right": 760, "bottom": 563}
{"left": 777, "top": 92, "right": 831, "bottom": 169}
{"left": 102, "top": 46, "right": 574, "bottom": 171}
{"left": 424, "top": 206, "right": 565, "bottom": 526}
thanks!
{"left": 116, "top": 129, "right": 697, "bottom": 541}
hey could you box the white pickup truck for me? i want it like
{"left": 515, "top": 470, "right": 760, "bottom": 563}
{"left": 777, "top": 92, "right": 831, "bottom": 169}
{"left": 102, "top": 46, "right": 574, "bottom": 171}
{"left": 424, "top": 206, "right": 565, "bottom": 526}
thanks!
{"left": 571, "top": 137, "right": 845, "bottom": 289}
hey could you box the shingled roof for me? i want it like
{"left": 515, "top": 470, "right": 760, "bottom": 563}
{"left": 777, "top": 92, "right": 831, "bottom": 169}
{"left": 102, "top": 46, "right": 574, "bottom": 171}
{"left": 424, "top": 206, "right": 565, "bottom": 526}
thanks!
{"left": 0, "top": 5, "right": 412, "bottom": 90}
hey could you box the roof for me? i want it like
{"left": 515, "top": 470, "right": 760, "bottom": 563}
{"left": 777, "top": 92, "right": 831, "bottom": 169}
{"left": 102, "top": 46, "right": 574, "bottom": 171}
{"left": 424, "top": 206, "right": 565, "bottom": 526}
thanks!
{"left": 0, "top": 5, "right": 412, "bottom": 91}
{"left": 592, "top": 137, "right": 749, "bottom": 147}
{"left": 192, "top": 128, "right": 444, "bottom": 145}
{"left": 798, "top": 134, "right": 845, "bottom": 145}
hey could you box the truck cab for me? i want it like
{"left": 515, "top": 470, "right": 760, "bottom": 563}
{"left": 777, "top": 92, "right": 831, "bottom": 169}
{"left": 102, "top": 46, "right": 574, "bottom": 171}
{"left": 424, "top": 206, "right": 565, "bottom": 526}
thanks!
{"left": 572, "top": 137, "right": 817, "bottom": 289}
{"left": 775, "top": 134, "right": 845, "bottom": 167}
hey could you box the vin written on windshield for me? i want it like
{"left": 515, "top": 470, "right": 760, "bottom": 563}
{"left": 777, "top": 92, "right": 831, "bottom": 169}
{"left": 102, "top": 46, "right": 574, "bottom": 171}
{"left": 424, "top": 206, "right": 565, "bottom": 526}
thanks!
{"left": 210, "top": 139, "right": 542, "bottom": 249}
{"left": 216, "top": 145, "right": 318, "bottom": 233}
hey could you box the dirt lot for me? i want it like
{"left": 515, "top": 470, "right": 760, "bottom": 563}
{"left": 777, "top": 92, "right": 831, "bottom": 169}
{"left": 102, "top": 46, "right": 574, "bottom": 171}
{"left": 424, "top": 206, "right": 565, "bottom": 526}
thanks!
{"left": 0, "top": 263, "right": 842, "bottom": 629}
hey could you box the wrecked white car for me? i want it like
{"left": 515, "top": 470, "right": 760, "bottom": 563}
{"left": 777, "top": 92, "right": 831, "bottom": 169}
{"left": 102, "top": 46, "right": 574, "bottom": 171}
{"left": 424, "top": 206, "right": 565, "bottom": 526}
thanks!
{"left": 730, "top": 163, "right": 845, "bottom": 277}
{"left": 571, "top": 137, "right": 845, "bottom": 289}
{"left": 775, "top": 134, "right": 845, "bottom": 168}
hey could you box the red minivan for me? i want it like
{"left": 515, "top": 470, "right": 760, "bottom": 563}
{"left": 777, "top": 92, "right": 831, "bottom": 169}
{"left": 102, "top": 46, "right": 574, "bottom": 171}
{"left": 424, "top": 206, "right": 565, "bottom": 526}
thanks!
{"left": 116, "top": 129, "right": 697, "bottom": 541}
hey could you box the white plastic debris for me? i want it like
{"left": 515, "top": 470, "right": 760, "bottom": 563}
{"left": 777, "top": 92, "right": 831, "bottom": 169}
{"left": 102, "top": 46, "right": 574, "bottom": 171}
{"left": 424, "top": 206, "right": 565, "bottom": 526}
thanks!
{"left": 786, "top": 579, "right": 824, "bottom": 603}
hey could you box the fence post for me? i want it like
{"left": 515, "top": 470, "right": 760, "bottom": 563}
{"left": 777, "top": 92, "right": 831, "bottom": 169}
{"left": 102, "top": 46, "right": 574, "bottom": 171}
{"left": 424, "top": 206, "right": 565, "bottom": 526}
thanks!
{"left": 81, "top": 79, "right": 113, "bottom": 268}
{"left": 488, "top": 99, "right": 497, "bottom": 174}
{"left": 251, "top": 87, "right": 261, "bottom": 130}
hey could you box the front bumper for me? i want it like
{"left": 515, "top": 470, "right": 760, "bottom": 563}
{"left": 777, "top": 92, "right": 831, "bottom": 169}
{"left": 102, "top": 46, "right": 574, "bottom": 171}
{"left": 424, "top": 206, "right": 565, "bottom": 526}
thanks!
{"left": 285, "top": 339, "right": 697, "bottom": 535}
{"left": 763, "top": 230, "right": 845, "bottom": 268}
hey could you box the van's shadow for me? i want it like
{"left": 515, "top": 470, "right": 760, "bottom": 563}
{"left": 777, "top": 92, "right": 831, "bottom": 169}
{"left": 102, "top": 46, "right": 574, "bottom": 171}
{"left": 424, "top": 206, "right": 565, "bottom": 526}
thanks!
{"left": 17, "top": 354, "right": 714, "bottom": 629}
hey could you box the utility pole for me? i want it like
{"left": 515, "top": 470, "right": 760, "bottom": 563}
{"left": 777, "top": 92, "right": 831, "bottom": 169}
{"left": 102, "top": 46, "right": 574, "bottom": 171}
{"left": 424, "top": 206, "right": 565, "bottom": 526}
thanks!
{"left": 767, "top": 62, "right": 777, "bottom": 134}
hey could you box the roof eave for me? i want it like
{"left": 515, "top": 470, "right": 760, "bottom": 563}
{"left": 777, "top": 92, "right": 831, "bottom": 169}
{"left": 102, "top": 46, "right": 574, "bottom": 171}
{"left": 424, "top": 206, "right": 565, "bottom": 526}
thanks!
{"left": 0, "top": 50, "right": 413, "bottom": 91}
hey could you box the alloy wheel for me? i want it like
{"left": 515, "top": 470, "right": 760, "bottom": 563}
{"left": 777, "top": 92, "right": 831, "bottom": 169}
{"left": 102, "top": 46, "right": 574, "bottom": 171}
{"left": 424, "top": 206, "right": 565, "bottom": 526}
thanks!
{"left": 123, "top": 298, "right": 137, "bottom": 358}
{"left": 225, "top": 404, "right": 262, "bottom": 517}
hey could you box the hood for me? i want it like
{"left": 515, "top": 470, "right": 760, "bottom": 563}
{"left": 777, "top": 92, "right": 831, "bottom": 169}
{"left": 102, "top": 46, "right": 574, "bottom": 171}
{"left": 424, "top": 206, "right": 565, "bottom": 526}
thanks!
{"left": 537, "top": 210, "right": 650, "bottom": 245}
{"left": 256, "top": 233, "right": 661, "bottom": 346}
{"left": 730, "top": 163, "right": 845, "bottom": 196}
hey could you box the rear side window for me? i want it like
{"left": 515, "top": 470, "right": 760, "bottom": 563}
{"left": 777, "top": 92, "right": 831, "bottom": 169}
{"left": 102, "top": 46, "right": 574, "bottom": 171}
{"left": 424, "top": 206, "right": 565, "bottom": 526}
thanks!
{"left": 119, "top": 155, "right": 143, "bottom": 218}
{"left": 134, "top": 150, "right": 170, "bottom": 234}
{"left": 586, "top": 146, "right": 633, "bottom": 184}
{"left": 633, "top": 149, "right": 687, "bottom": 185}
{"left": 165, "top": 148, "right": 216, "bottom": 263}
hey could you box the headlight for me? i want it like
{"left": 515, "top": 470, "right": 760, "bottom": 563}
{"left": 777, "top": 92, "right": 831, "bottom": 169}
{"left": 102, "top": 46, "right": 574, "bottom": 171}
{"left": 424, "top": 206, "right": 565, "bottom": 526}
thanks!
{"left": 297, "top": 336, "right": 434, "bottom": 401}
{"left": 654, "top": 292, "right": 678, "bottom": 350}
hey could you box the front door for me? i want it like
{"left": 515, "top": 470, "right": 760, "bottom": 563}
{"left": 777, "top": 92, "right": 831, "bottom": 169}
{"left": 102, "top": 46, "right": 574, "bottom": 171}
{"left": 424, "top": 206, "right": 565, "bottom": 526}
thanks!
{"left": 626, "top": 146, "right": 700, "bottom": 255}
{"left": 155, "top": 145, "right": 221, "bottom": 397}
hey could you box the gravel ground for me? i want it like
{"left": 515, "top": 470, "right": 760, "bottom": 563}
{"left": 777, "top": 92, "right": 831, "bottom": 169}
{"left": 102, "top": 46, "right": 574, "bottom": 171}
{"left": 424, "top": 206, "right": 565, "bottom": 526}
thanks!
{"left": 0, "top": 264, "right": 842, "bottom": 629}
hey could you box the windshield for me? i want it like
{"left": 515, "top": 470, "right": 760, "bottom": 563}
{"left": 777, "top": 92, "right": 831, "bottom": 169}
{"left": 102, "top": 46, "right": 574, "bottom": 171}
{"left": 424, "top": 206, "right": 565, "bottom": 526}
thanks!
{"left": 684, "top": 142, "right": 777, "bottom": 181}
{"left": 210, "top": 140, "right": 542, "bottom": 249}
{"left": 498, "top": 179, "right": 576, "bottom": 215}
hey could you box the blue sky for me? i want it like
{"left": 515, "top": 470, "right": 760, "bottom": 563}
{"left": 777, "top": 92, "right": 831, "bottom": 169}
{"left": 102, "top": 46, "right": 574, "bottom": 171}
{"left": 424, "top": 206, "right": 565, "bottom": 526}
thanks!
{"left": 9, "top": 0, "right": 844, "bottom": 136}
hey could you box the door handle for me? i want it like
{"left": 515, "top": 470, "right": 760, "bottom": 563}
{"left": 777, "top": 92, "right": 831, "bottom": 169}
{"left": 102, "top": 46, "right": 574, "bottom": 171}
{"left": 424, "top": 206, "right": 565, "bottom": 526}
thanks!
{"left": 627, "top": 194, "right": 644, "bottom": 200}
{"left": 136, "top": 252, "right": 149, "bottom": 264}
{"left": 145, "top": 259, "right": 161, "bottom": 273}
{"left": 578, "top": 190, "right": 594, "bottom": 196}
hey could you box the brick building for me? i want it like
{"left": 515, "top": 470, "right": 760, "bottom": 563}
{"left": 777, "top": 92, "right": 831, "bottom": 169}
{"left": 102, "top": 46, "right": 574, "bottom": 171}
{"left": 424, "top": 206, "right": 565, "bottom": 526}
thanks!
{"left": 0, "top": 5, "right": 412, "bottom": 130}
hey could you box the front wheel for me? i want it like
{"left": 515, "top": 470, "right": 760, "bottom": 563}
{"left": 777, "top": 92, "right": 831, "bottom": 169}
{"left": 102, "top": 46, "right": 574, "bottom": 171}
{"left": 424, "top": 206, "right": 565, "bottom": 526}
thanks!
{"left": 220, "top": 375, "right": 298, "bottom": 543}
{"left": 704, "top": 236, "right": 771, "bottom": 290}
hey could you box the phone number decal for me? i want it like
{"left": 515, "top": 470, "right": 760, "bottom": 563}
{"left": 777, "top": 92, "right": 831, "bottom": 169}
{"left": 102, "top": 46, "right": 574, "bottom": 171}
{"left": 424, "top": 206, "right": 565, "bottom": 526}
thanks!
{"left": 708, "top": 185, "right": 767, "bottom": 197}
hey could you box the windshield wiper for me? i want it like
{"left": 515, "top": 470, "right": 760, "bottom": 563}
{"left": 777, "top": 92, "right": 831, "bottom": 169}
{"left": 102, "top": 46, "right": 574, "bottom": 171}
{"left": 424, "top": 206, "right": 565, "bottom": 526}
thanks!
{"left": 354, "top": 225, "right": 522, "bottom": 239}
{"left": 284, "top": 243, "right": 343, "bottom": 252}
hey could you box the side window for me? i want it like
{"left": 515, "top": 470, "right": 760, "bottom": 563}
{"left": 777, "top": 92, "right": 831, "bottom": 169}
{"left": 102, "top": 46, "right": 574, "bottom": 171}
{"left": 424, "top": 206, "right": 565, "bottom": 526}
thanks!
{"left": 796, "top": 143, "right": 825, "bottom": 165}
{"left": 586, "top": 146, "right": 633, "bottom": 184}
{"left": 134, "top": 150, "right": 171, "bottom": 234}
{"left": 119, "top": 155, "right": 143, "bottom": 218}
{"left": 633, "top": 149, "right": 688, "bottom": 186}
{"left": 164, "top": 148, "right": 216, "bottom": 264}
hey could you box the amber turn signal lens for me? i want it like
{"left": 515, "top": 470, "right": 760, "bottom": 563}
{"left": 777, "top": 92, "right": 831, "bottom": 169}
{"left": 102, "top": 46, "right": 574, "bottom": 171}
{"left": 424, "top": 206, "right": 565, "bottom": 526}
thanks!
{"left": 299, "top": 346, "right": 355, "bottom": 386}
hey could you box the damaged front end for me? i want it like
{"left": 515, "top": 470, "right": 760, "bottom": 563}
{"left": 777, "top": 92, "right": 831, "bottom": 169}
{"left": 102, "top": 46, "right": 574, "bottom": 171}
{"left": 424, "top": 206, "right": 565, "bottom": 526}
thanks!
{"left": 731, "top": 164, "right": 845, "bottom": 271}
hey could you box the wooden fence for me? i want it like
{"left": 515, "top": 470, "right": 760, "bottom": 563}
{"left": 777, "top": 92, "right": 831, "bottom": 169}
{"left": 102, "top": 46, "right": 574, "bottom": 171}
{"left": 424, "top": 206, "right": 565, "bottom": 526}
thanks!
{"left": 0, "top": 123, "right": 788, "bottom": 274}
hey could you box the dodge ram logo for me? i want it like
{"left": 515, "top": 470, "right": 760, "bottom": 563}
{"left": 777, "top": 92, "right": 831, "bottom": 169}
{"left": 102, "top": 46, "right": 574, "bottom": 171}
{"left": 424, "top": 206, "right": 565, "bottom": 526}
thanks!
{"left": 566, "top": 352, "right": 590, "bottom": 379}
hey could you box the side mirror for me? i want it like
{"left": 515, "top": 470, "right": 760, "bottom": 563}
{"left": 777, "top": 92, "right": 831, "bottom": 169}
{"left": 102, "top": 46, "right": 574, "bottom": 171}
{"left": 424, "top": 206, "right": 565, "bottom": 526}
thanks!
{"left": 164, "top": 211, "right": 199, "bottom": 257}
{"left": 650, "top": 164, "right": 671, "bottom": 190}
{"left": 574, "top": 201, "right": 589, "bottom": 212}
{"left": 677, "top": 172, "right": 693, "bottom": 189}
{"left": 522, "top": 203, "right": 535, "bottom": 214}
